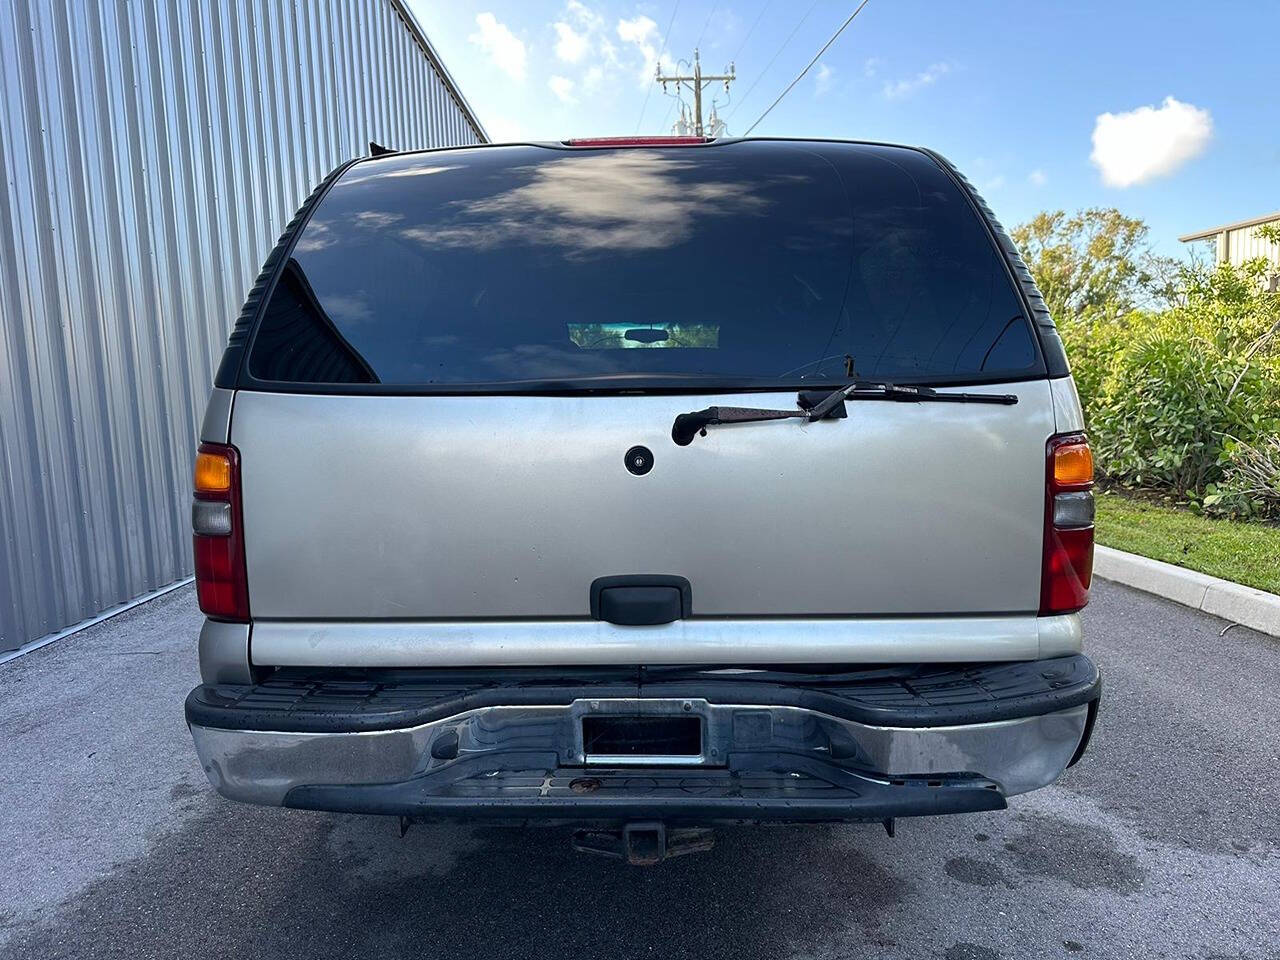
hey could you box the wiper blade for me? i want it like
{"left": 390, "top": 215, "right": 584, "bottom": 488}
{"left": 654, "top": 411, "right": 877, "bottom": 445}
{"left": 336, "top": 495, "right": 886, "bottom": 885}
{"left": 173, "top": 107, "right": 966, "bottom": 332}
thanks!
{"left": 810, "top": 380, "right": 1020, "bottom": 415}
{"left": 671, "top": 381, "right": 1018, "bottom": 446}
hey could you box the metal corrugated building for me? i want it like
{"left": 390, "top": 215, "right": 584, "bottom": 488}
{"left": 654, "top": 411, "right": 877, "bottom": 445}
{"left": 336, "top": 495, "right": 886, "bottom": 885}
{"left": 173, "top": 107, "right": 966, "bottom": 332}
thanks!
{"left": 0, "top": 0, "right": 486, "bottom": 656}
{"left": 1179, "top": 212, "right": 1280, "bottom": 291}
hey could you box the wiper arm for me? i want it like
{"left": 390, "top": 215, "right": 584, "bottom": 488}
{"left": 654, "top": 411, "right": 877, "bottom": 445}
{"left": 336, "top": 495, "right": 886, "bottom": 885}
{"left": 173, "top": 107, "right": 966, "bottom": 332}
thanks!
{"left": 671, "top": 405, "right": 810, "bottom": 446}
{"left": 671, "top": 381, "right": 1018, "bottom": 446}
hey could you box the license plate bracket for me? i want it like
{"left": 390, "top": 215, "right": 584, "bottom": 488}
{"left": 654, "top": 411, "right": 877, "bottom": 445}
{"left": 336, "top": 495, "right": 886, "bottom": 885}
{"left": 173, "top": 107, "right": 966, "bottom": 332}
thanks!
{"left": 572, "top": 700, "right": 709, "bottom": 766}
{"left": 582, "top": 715, "right": 702, "bottom": 759}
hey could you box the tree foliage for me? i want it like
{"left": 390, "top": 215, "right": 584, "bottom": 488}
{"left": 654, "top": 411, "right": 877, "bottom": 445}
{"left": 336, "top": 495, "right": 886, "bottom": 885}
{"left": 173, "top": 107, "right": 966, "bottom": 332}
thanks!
{"left": 1015, "top": 209, "right": 1280, "bottom": 518}
{"left": 1011, "top": 208, "right": 1178, "bottom": 319}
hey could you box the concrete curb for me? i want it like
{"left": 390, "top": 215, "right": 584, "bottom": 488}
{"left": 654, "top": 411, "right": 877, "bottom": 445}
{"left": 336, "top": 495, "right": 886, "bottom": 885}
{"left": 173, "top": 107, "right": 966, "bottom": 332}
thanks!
{"left": 1093, "top": 545, "right": 1280, "bottom": 637}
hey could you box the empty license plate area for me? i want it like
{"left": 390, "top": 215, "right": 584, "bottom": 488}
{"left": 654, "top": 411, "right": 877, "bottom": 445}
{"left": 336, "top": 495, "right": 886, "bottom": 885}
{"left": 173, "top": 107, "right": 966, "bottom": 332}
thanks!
{"left": 573, "top": 700, "right": 710, "bottom": 765}
{"left": 583, "top": 716, "right": 702, "bottom": 757}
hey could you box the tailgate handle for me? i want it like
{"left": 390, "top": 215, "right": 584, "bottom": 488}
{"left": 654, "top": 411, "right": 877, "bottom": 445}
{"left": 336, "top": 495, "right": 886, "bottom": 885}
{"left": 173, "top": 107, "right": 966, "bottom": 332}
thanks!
{"left": 590, "top": 576, "right": 692, "bottom": 626}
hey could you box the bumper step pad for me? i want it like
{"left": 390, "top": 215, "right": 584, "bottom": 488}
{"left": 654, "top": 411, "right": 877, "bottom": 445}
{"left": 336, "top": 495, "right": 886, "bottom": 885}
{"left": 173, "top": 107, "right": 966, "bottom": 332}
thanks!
{"left": 187, "top": 655, "right": 1101, "bottom": 733}
{"left": 283, "top": 752, "right": 1006, "bottom": 825}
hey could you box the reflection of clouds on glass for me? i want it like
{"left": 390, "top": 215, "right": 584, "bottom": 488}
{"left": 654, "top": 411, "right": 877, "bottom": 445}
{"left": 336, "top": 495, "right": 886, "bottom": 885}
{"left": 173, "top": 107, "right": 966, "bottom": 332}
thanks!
{"left": 417, "top": 334, "right": 462, "bottom": 348}
{"left": 335, "top": 164, "right": 463, "bottom": 188}
{"left": 399, "top": 151, "right": 771, "bottom": 257}
{"left": 352, "top": 211, "right": 403, "bottom": 228}
{"left": 295, "top": 219, "right": 336, "bottom": 252}
{"left": 296, "top": 211, "right": 404, "bottom": 252}
{"left": 324, "top": 294, "right": 373, "bottom": 324}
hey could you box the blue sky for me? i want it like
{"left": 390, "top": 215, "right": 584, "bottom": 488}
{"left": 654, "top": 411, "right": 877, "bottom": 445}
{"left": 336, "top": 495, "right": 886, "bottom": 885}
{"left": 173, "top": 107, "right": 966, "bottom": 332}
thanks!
{"left": 406, "top": 0, "right": 1279, "bottom": 257}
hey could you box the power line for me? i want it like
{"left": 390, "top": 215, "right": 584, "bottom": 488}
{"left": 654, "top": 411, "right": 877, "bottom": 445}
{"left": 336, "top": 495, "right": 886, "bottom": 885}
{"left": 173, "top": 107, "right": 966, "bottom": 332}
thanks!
{"left": 725, "top": 0, "right": 819, "bottom": 121}
{"left": 635, "top": 0, "right": 681, "bottom": 133}
{"left": 657, "top": 54, "right": 694, "bottom": 133}
{"left": 732, "top": 0, "right": 771, "bottom": 63}
{"left": 743, "top": 0, "right": 874, "bottom": 135}
{"left": 659, "top": 79, "right": 684, "bottom": 131}
{"left": 695, "top": 2, "right": 719, "bottom": 49}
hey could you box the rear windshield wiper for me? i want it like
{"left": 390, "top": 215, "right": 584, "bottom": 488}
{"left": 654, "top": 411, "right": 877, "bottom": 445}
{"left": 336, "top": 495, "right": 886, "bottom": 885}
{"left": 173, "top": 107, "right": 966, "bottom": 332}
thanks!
{"left": 671, "top": 381, "right": 1018, "bottom": 446}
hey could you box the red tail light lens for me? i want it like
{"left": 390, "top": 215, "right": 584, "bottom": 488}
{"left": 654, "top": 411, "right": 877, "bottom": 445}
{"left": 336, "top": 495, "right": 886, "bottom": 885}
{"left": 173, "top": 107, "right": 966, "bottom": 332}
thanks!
{"left": 192, "top": 442, "right": 249, "bottom": 621}
{"left": 1040, "top": 433, "right": 1094, "bottom": 615}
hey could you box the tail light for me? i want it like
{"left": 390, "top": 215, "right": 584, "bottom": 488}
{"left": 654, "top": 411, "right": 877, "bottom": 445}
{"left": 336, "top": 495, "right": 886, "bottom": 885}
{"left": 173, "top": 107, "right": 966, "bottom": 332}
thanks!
{"left": 192, "top": 443, "right": 249, "bottom": 621}
{"left": 564, "top": 136, "right": 711, "bottom": 146}
{"left": 1040, "top": 433, "right": 1094, "bottom": 615}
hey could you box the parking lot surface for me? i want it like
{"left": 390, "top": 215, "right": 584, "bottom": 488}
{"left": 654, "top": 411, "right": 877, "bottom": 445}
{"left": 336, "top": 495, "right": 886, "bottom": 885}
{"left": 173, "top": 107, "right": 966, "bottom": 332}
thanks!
{"left": 1, "top": 579, "right": 1277, "bottom": 959}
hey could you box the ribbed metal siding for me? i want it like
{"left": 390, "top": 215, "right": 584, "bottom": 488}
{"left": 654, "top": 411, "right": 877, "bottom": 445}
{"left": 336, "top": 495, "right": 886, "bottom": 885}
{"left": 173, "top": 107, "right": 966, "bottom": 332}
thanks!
{"left": 1222, "top": 223, "right": 1280, "bottom": 272}
{"left": 0, "top": 0, "right": 485, "bottom": 653}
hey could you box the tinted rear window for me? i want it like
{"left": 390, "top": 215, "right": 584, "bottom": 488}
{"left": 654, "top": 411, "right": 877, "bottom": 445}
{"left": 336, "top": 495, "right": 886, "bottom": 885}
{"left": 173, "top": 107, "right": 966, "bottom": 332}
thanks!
{"left": 245, "top": 142, "right": 1041, "bottom": 390}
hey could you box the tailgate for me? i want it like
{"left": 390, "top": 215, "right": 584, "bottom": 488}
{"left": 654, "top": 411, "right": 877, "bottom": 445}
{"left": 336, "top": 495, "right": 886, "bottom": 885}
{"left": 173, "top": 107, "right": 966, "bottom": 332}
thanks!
{"left": 232, "top": 381, "right": 1054, "bottom": 619}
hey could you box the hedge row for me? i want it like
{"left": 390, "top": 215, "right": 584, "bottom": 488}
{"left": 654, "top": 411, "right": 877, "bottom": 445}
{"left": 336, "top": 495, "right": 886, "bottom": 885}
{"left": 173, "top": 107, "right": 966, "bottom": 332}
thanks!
{"left": 1059, "top": 259, "right": 1280, "bottom": 518}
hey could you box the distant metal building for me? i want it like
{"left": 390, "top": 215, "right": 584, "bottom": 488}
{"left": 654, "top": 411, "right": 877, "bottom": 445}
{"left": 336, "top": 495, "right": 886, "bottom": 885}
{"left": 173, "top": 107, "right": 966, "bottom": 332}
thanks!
{"left": 1179, "top": 212, "right": 1280, "bottom": 291}
{"left": 0, "top": 0, "right": 485, "bottom": 656}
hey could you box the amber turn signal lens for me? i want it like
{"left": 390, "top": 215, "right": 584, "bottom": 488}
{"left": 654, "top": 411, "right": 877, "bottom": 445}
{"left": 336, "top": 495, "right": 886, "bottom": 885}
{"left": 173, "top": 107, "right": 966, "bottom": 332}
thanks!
{"left": 1053, "top": 442, "right": 1093, "bottom": 488}
{"left": 194, "top": 451, "right": 232, "bottom": 494}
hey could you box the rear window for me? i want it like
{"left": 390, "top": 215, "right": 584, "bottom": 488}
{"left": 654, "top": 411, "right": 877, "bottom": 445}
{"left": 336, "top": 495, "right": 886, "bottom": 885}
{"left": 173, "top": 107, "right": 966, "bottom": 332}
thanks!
{"left": 245, "top": 142, "right": 1042, "bottom": 391}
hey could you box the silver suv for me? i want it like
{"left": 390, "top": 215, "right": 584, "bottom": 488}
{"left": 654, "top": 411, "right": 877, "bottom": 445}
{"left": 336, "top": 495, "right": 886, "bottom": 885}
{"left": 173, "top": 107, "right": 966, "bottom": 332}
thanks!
{"left": 185, "top": 137, "right": 1099, "bottom": 863}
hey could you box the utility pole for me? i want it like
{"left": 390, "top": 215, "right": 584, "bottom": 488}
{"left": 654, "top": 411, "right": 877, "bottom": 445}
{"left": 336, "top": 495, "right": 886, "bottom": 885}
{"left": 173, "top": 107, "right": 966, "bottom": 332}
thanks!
{"left": 655, "top": 48, "right": 735, "bottom": 137}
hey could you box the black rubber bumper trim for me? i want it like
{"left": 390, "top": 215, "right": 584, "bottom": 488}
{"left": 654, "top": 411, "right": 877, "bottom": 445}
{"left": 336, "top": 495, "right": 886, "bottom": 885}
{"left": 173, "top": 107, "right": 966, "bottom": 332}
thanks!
{"left": 282, "top": 753, "right": 1008, "bottom": 825}
{"left": 1067, "top": 696, "right": 1100, "bottom": 767}
{"left": 185, "top": 655, "right": 1100, "bottom": 734}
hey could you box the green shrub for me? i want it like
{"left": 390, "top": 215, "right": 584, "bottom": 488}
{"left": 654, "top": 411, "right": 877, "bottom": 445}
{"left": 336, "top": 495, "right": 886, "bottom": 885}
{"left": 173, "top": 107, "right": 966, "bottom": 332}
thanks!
{"left": 1057, "top": 258, "right": 1280, "bottom": 514}
{"left": 1205, "top": 435, "right": 1280, "bottom": 518}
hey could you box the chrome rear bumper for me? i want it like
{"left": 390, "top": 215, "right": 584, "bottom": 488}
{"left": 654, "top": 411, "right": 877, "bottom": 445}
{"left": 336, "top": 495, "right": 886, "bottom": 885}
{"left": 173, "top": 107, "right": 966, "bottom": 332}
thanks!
{"left": 187, "top": 657, "right": 1099, "bottom": 823}
{"left": 189, "top": 699, "right": 1091, "bottom": 817}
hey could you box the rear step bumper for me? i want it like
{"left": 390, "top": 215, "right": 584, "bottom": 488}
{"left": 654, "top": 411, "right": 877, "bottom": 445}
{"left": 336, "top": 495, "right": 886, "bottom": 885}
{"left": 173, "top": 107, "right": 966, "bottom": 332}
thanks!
{"left": 186, "top": 656, "right": 1099, "bottom": 825}
{"left": 284, "top": 759, "right": 1010, "bottom": 825}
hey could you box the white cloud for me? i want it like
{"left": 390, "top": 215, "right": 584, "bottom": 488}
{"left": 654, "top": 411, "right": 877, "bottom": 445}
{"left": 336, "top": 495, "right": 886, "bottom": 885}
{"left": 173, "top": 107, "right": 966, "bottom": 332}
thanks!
{"left": 549, "top": 75, "right": 577, "bottom": 104}
{"left": 468, "top": 12, "right": 526, "bottom": 82}
{"left": 882, "top": 62, "right": 951, "bottom": 100}
{"left": 982, "top": 175, "right": 1005, "bottom": 193}
{"left": 616, "top": 14, "right": 656, "bottom": 45}
{"left": 814, "top": 63, "right": 834, "bottom": 96}
{"left": 1090, "top": 96, "right": 1213, "bottom": 188}
{"left": 553, "top": 21, "right": 589, "bottom": 63}
{"left": 537, "top": 3, "right": 664, "bottom": 100}
{"left": 482, "top": 109, "right": 529, "bottom": 143}
{"left": 565, "top": 0, "right": 601, "bottom": 28}
{"left": 863, "top": 57, "right": 883, "bottom": 78}
{"left": 617, "top": 14, "right": 667, "bottom": 87}
{"left": 1028, "top": 168, "right": 1047, "bottom": 187}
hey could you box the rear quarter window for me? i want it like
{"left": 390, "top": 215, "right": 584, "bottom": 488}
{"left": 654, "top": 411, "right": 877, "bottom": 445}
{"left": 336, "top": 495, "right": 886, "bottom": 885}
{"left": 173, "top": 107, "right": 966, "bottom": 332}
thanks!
{"left": 243, "top": 142, "right": 1042, "bottom": 391}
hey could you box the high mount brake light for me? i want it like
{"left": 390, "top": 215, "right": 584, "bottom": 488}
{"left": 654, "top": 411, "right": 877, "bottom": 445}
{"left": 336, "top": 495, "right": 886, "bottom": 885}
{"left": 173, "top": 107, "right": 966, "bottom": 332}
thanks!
{"left": 1040, "top": 434, "right": 1095, "bottom": 615}
{"left": 565, "top": 136, "right": 712, "bottom": 147}
{"left": 192, "top": 442, "right": 249, "bottom": 621}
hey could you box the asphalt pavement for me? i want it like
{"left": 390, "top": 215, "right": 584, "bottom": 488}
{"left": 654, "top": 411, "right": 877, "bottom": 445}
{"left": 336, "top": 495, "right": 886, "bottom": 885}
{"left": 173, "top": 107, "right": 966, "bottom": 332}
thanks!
{"left": 1, "top": 580, "right": 1277, "bottom": 960}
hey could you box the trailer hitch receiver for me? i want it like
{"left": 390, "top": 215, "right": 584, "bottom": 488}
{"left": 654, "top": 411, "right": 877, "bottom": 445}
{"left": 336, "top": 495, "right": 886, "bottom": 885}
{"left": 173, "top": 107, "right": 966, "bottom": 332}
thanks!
{"left": 572, "top": 822, "right": 715, "bottom": 865}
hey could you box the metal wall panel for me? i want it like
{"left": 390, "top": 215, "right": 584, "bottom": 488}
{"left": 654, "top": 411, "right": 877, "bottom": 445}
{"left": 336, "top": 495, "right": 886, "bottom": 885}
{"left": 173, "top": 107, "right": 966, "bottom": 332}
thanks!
{"left": 0, "top": 0, "right": 485, "bottom": 653}
{"left": 1222, "top": 224, "right": 1280, "bottom": 272}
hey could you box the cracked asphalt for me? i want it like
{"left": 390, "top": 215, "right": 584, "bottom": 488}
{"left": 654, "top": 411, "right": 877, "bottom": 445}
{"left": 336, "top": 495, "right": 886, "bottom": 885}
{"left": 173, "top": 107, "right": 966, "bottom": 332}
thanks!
{"left": 2, "top": 579, "right": 1277, "bottom": 960}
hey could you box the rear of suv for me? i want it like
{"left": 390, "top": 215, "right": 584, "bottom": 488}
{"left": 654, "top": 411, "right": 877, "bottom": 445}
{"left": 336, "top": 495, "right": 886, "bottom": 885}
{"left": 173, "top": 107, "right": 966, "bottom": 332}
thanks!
{"left": 185, "top": 137, "right": 1099, "bottom": 863}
